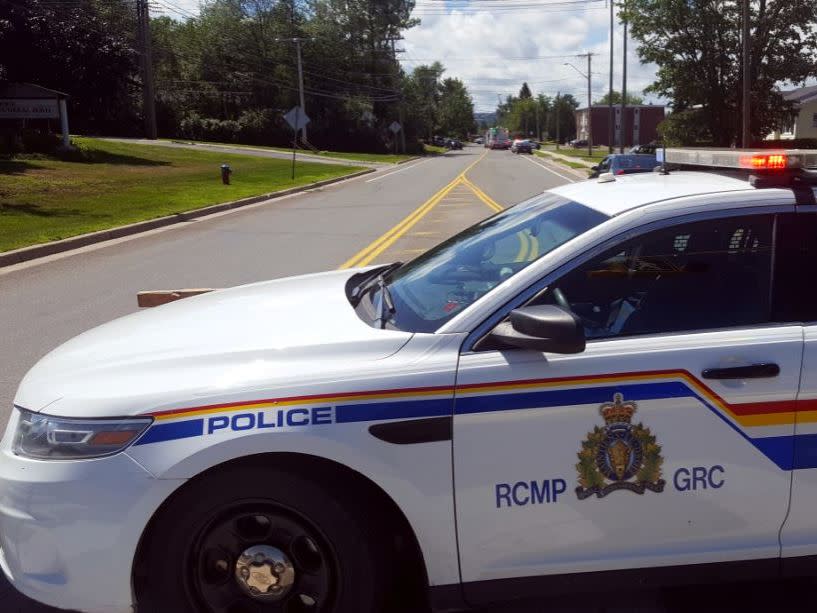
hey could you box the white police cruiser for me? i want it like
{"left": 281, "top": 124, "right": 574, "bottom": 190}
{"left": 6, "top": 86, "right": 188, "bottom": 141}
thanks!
{"left": 3, "top": 149, "right": 817, "bottom": 613}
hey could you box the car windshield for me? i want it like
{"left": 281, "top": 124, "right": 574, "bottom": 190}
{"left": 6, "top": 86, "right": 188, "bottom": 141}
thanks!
{"left": 378, "top": 194, "right": 609, "bottom": 333}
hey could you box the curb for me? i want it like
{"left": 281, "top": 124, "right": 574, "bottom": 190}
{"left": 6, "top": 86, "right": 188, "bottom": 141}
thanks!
{"left": 535, "top": 152, "right": 593, "bottom": 179}
{"left": 0, "top": 168, "right": 375, "bottom": 268}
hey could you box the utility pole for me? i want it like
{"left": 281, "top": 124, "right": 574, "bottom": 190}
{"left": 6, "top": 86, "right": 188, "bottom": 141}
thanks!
{"left": 608, "top": 0, "right": 614, "bottom": 153}
{"left": 587, "top": 53, "right": 593, "bottom": 158}
{"left": 276, "top": 37, "right": 312, "bottom": 143}
{"left": 136, "top": 0, "right": 157, "bottom": 139}
{"left": 620, "top": 12, "right": 628, "bottom": 153}
{"left": 390, "top": 38, "right": 406, "bottom": 154}
{"left": 295, "top": 39, "right": 306, "bottom": 142}
{"left": 564, "top": 56, "right": 593, "bottom": 156}
{"left": 555, "top": 91, "right": 561, "bottom": 150}
{"left": 742, "top": 0, "right": 751, "bottom": 147}
{"left": 536, "top": 103, "right": 540, "bottom": 141}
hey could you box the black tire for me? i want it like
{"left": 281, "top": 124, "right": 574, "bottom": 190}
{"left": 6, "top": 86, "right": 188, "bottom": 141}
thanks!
{"left": 135, "top": 464, "right": 389, "bottom": 613}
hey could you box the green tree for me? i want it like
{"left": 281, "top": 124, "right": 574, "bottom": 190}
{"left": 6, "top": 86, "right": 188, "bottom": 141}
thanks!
{"left": 594, "top": 90, "right": 644, "bottom": 106}
{"left": 623, "top": 0, "right": 817, "bottom": 145}
{"left": 657, "top": 108, "right": 713, "bottom": 146}
{"left": 547, "top": 94, "right": 579, "bottom": 143}
{"left": 494, "top": 86, "right": 551, "bottom": 138}
{"left": 437, "top": 77, "right": 475, "bottom": 138}
{"left": 0, "top": 0, "right": 139, "bottom": 135}
{"left": 403, "top": 62, "right": 444, "bottom": 140}
{"left": 150, "top": 0, "right": 419, "bottom": 151}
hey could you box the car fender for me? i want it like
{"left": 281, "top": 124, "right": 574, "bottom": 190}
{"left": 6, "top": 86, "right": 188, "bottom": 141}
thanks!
{"left": 125, "top": 332, "right": 465, "bottom": 586}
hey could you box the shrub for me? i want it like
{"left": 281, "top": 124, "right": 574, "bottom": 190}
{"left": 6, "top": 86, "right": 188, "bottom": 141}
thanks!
{"left": 179, "top": 113, "right": 240, "bottom": 143}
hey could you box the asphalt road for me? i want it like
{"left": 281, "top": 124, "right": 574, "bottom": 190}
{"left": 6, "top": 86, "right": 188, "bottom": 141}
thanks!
{"left": 1, "top": 146, "right": 810, "bottom": 612}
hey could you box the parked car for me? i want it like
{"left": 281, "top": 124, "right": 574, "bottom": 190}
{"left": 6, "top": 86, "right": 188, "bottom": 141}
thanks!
{"left": 630, "top": 143, "right": 659, "bottom": 154}
{"left": 475, "top": 137, "right": 484, "bottom": 145}
{"left": 446, "top": 138, "right": 463, "bottom": 150}
{"left": 589, "top": 153, "right": 659, "bottom": 179}
{"left": 570, "top": 138, "right": 589, "bottom": 148}
{"left": 511, "top": 139, "right": 534, "bottom": 154}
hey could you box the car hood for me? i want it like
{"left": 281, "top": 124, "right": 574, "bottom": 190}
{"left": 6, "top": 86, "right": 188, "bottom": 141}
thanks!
{"left": 14, "top": 269, "right": 413, "bottom": 418}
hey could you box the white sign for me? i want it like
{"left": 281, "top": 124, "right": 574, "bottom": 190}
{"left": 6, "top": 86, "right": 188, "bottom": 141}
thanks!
{"left": 283, "top": 106, "right": 310, "bottom": 131}
{"left": 389, "top": 121, "right": 402, "bottom": 134}
{"left": 0, "top": 98, "right": 59, "bottom": 119}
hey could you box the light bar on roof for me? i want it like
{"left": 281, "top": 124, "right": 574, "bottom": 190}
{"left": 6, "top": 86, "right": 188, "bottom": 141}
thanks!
{"left": 656, "top": 148, "right": 817, "bottom": 171}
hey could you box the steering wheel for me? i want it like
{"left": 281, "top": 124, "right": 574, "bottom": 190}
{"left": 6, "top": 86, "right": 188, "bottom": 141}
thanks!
{"left": 552, "top": 287, "right": 571, "bottom": 311}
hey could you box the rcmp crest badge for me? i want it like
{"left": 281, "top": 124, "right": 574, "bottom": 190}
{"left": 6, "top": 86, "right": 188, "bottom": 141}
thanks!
{"left": 575, "top": 393, "right": 665, "bottom": 499}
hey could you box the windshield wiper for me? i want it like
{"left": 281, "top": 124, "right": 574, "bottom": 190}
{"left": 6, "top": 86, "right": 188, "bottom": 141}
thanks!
{"left": 376, "top": 274, "right": 396, "bottom": 329}
{"left": 349, "top": 261, "right": 402, "bottom": 307}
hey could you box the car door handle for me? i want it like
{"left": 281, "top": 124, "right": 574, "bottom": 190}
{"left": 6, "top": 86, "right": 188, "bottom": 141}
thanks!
{"left": 701, "top": 363, "right": 780, "bottom": 380}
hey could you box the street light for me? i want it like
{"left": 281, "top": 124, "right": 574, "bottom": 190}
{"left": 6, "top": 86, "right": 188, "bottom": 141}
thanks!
{"left": 564, "top": 60, "right": 593, "bottom": 157}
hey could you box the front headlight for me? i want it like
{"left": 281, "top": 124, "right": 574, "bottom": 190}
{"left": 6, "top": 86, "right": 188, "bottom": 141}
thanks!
{"left": 13, "top": 407, "right": 153, "bottom": 460}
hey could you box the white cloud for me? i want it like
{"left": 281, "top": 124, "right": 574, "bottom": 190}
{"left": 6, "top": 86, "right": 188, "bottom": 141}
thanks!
{"left": 401, "top": 4, "right": 663, "bottom": 112}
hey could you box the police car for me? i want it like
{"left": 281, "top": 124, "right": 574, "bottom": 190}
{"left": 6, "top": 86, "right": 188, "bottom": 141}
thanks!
{"left": 3, "top": 149, "right": 817, "bottom": 613}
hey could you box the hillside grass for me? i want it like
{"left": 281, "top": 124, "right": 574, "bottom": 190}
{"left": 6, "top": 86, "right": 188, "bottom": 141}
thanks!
{"left": 164, "top": 139, "right": 417, "bottom": 164}
{"left": 0, "top": 137, "right": 364, "bottom": 252}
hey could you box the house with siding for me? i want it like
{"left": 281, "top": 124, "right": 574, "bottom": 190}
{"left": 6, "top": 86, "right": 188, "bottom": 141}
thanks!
{"left": 766, "top": 85, "right": 817, "bottom": 140}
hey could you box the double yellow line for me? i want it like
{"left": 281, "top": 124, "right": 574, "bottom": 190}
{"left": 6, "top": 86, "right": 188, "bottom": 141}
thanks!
{"left": 340, "top": 151, "right": 503, "bottom": 269}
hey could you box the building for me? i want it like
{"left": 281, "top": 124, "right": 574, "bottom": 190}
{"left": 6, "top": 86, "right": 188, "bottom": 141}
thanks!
{"left": 766, "top": 85, "right": 817, "bottom": 141}
{"left": 574, "top": 105, "right": 666, "bottom": 147}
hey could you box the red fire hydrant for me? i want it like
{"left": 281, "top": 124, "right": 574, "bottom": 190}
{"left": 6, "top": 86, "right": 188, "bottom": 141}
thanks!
{"left": 220, "top": 164, "right": 232, "bottom": 185}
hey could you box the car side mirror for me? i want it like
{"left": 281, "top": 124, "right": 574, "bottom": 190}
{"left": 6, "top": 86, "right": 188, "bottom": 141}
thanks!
{"left": 486, "top": 305, "right": 585, "bottom": 353}
{"left": 590, "top": 165, "right": 599, "bottom": 171}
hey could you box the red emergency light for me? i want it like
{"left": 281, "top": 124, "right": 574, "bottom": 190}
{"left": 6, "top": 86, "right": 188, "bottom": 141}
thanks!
{"left": 660, "top": 148, "right": 817, "bottom": 171}
{"left": 739, "top": 153, "right": 788, "bottom": 170}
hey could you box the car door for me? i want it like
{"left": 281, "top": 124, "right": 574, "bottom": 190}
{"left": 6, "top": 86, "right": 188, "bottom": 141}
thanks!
{"left": 453, "top": 210, "right": 800, "bottom": 605}
{"left": 775, "top": 209, "right": 817, "bottom": 571}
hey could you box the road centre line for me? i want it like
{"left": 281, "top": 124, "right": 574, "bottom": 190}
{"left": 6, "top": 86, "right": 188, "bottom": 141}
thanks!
{"left": 365, "top": 158, "right": 430, "bottom": 183}
{"left": 522, "top": 153, "right": 577, "bottom": 183}
{"left": 339, "top": 151, "right": 489, "bottom": 268}
{"left": 461, "top": 177, "right": 503, "bottom": 213}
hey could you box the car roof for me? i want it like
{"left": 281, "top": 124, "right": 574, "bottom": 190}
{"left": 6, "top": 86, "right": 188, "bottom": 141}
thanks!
{"left": 549, "top": 170, "right": 763, "bottom": 216}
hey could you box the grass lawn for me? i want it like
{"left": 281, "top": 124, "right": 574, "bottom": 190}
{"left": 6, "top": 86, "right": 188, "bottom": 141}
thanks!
{"left": 535, "top": 150, "right": 592, "bottom": 173}
{"left": 423, "top": 144, "right": 448, "bottom": 155}
{"left": 541, "top": 145, "right": 608, "bottom": 162}
{"left": 0, "top": 137, "right": 364, "bottom": 252}
{"left": 165, "top": 139, "right": 417, "bottom": 164}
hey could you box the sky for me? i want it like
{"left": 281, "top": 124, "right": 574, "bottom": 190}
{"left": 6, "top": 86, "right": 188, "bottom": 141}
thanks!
{"left": 155, "top": 0, "right": 663, "bottom": 113}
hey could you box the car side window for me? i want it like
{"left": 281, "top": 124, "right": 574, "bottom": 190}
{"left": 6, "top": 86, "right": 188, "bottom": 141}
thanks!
{"left": 772, "top": 212, "right": 817, "bottom": 323}
{"left": 533, "top": 214, "right": 775, "bottom": 340}
{"left": 598, "top": 157, "right": 610, "bottom": 172}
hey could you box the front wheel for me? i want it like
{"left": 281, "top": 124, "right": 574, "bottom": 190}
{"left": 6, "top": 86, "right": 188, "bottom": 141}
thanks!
{"left": 135, "top": 465, "right": 389, "bottom": 613}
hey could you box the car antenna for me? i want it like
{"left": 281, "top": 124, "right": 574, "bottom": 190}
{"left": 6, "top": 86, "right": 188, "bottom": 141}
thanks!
{"left": 658, "top": 139, "right": 670, "bottom": 175}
